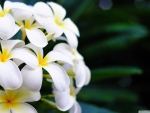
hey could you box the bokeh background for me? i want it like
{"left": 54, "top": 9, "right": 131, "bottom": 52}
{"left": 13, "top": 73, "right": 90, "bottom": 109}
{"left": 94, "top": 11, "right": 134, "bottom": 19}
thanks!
{"left": 1, "top": 0, "right": 150, "bottom": 113}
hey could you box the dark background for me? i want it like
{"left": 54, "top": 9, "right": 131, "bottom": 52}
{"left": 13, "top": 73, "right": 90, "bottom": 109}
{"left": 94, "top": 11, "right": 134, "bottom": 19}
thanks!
{"left": 1, "top": 0, "right": 150, "bottom": 112}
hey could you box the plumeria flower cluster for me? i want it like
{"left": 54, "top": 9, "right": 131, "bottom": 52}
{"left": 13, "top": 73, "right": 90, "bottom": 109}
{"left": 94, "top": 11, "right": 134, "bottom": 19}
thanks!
{"left": 0, "top": 1, "right": 91, "bottom": 113}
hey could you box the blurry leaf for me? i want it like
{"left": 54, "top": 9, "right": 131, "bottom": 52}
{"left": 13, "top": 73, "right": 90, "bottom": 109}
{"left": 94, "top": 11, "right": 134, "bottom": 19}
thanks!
{"left": 79, "top": 102, "right": 117, "bottom": 113}
{"left": 81, "top": 24, "right": 148, "bottom": 58}
{"left": 11, "top": 30, "right": 22, "bottom": 40}
{"left": 78, "top": 87, "right": 139, "bottom": 103}
{"left": 71, "top": 0, "right": 94, "bottom": 21}
{"left": 91, "top": 67, "right": 142, "bottom": 81}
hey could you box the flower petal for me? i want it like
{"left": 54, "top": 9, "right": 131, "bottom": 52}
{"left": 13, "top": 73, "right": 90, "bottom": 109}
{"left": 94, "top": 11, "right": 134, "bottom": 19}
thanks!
{"left": 25, "top": 28, "right": 48, "bottom": 47}
{"left": 13, "top": 86, "right": 41, "bottom": 102}
{"left": 63, "top": 18, "right": 80, "bottom": 36}
{"left": 0, "top": 14, "right": 15, "bottom": 40}
{"left": 26, "top": 43, "right": 43, "bottom": 58}
{"left": 43, "top": 63, "right": 70, "bottom": 91}
{"left": 11, "top": 48, "right": 38, "bottom": 69}
{"left": 21, "top": 65, "right": 43, "bottom": 92}
{"left": 0, "top": 60, "right": 22, "bottom": 89}
{"left": 43, "top": 17, "right": 63, "bottom": 37}
{"left": 4, "top": 0, "right": 12, "bottom": 10}
{"left": 63, "top": 29, "right": 78, "bottom": 49}
{"left": 73, "top": 61, "right": 86, "bottom": 87}
{"left": 70, "top": 101, "right": 82, "bottom": 113}
{"left": 1, "top": 40, "right": 24, "bottom": 53}
{"left": 34, "top": 2, "right": 53, "bottom": 17}
{"left": 53, "top": 43, "right": 75, "bottom": 60}
{"left": 12, "top": 3, "right": 33, "bottom": 20}
{"left": 11, "top": 103, "right": 37, "bottom": 113}
{"left": 53, "top": 88, "right": 75, "bottom": 111}
{"left": 84, "top": 65, "right": 91, "bottom": 85}
{"left": 45, "top": 51, "right": 73, "bottom": 65}
{"left": 47, "top": 2, "right": 66, "bottom": 22}
{"left": 0, "top": 103, "right": 10, "bottom": 113}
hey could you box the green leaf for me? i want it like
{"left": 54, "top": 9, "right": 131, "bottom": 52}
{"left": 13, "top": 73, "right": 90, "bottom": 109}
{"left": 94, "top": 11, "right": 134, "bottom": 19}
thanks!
{"left": 79, "top": 102, "right": 117, "bottom": 113}
{"left": 81, "top": 24, "right": 148, "bottom": 58}
{"left": 91, "top": 67, "right": 142, "bottom": 81}
{"left": 78, "top": 87, "right": 139, "bottom": 103}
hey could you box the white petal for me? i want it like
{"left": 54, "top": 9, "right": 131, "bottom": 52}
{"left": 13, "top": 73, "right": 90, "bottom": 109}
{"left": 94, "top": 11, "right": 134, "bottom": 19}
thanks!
{"left": 26, "top": 43, "right": 43, "bottom": 58}
{"left": 45, "top": 51, "right": 73, "bottom": 65}
{"left": 73, "top": 61, "right": 86, "bottom": 87}
{"left": 11, "top": 103, "right": 37, "bottom": 113}
{"left": 13, "top": 86, "right": 41, "bottom": 102}
{"left": 48, "top": 2, "right": 66, "bottom": 22}
{"left": 0, "top": 5, "right": 2, "bottom": 12}
{"left": 70, "top": 101, "right": 82, "bottom": 113}
{"left": 4, "top": 1, "right": 12, "bottom": 10}
{"left": 1, "top": 40, "right": 24, "bottom": 53}
{"left": 11, "top": 48, "right": 38, "bottom": 69}
{"left": 53, "top": 43, "right": 75, "bottom": 60}
{"left": 43, "top": 17, "right": 63, "bottom": 37}
{"left": 63, "top": 29, "right": 78, "bottom": 49}
{"left": 0, "top": 14, "right": 15, "bottom": 40}
{"left": 21, "top": 65, "right": 43, "bottom": 92}
{"left": 13, "top": 59, "right": 24, "bottom": 67}
{"left": 25, "top": 28, "right": 48, "bottom": 47}
{"left": 63, "top": 18, "right": 80, "bottom": 36}
{"left": 34, "top": 2, "right": 53, "bottom": 17}
{"left": 0, "top": 60, "right": 22, "bottom": 89}
{"left": 43, "top": 63, "right": 70, "bottom": 91}
{"left": 53, "top": 89, "right": 75, "bottom": 111}
{"left": 12, "top": 5, "right": 33, "bottom": 20}
{"left": 84, "top": 65, "right": 91, "bottom": 85}
{"left": 0, "top": 103, "right": 10, "bottom": 113}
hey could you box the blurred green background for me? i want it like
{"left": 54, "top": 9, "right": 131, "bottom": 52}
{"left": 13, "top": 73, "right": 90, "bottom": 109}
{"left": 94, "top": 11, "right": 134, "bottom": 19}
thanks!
{"left": 1, "top": 0, "right": 150, "bottom": 112}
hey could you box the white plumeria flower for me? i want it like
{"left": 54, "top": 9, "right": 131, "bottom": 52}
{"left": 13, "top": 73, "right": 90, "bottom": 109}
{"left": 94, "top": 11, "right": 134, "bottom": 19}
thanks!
{"left": 53, "top": 43, "right": 91, "bottom": 87}
{"left": 34, "top": 2, "right": 79, "bottom": 48}
{"left": 0, "top": 1, "right": 21, "bottom": 40}
{"left": 21, "top": 43, "right": 73, "bottom": 92}
{"left": 0, "top": 86, "right": 40, "bottom": 113}
{"left": 16, "top": 16, "right": 48, "bottom": 47}
{"left": 0, "top": 40, "right": 38, "bottom": 89}
{"left": 53, "top": 78, "right": 81, "bottom": 113}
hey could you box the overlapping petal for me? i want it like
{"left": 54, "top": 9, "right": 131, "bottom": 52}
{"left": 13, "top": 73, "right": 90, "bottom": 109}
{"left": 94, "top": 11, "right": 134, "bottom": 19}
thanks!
{"left": 43, "top": 17, "right": 63, "bottom": 37}
{"left": 63, "top": 18, "right": 80, "bottom": 36}
{"left": 43, "top": 63, "right": 70, "bottom": 91}
{"left": 45, "top": 51, "right": 73, "bottom": 65}
{"left": 63, "top": 29, "right": 78, "bottom": 49}
{"left": 11, "top": 103, "right": 37, "bottom": 113}
{"left": 25, "top": 29, "right": 48, "bottom": 47}
{"left": 11, "top": 2, "right": 33, "bottom": 20}
{"left": 47, "top": 2, "right": 66, "bottom": 22}
{"left": 21, "top": 65, "right": 43, "bottom": 92}
{"left": 1, "top": 40, "right": 24, "bottom": 53}
{"left": 53, "top": 43, "right": 75, "bottom": 60}
{"left": 53, "top": 89, "right": 75, "bottom": 111}
{"left": 70, "top": 101, "right": 82, "bottom": 113}
{"left": 0, "top": 14, "right": 15, "bottom": 40}
{"left": 12, "top": 86, "right": 41, "bottom": 102}
{"left": 11, "top": 48, "right": 38, "bottom": 69}
{"left": 0, "top": 60, "right": 22, "bottom": 89}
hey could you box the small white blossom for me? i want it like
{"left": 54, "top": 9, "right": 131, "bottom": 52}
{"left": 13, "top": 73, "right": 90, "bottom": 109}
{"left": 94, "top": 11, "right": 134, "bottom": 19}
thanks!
{"left": 21, "top": 43, "right": 73, "bottom": 92}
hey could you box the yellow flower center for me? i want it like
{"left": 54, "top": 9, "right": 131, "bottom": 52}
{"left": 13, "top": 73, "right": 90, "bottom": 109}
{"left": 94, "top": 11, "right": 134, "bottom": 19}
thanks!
{"left": 54, "top": 16, "right": 64, "bottom": 27}
{"left": 0, "top": 9, "right": 8, "bottom": 17}
{"left": 0, "top": 48, "right": 12, "bottom": 62}
{"left": 38, "top": 53, "right": 49, "bottom": 67}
